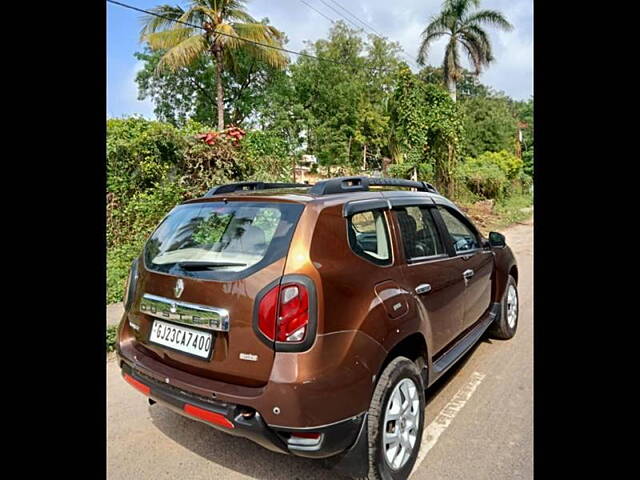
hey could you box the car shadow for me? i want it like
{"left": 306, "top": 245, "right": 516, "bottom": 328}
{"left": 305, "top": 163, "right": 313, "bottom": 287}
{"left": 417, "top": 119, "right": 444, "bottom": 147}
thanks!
{"left": 148, "top": 403, "right": 340, "bottom": 479}
{"left": 148, "top": 332, "right": 493, "bottom": 479}
{"left": 424, "top": 333, "right": 491, "bottom": 407}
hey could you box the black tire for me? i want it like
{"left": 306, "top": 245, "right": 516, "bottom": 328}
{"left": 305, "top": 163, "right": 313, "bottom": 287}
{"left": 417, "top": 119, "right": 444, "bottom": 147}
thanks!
{"left": 488, "top": 274, "right": 518, "bottom": 340}
{"left": 357, "top": 356, "right": 425, "bottom": 480}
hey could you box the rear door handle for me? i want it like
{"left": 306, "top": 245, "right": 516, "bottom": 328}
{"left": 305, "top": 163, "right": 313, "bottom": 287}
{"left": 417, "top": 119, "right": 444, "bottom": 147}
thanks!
{"left": 463, "top": 269, "right": 474, "bottom": 279}
{"left": 415, "top": 283, "right": 432, "bottom": 295}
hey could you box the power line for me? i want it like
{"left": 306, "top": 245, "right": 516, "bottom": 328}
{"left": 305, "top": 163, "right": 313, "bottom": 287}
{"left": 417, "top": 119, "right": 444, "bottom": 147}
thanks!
{"left": 298, "top": 0, "right": 335, "bottom": 24}
{"left": 108, "top": 0, "right": 423, "bottom": 76}
{"left": 317, "top": 0, "right": 363, "bottom": 32}
{"left": 326, "top": 0, "right": 384, "bottom": 37}
{"left": 314, "top": 0, "right": 419, "bottom": 70}
{"left": 106, "top": 0, "right": 351, "bottom": 67}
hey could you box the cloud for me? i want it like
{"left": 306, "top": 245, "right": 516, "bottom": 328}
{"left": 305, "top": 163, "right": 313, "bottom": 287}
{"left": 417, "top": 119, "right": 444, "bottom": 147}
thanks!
{"left": 252, "top": 0, "right": 533, "bottom": 99}
{"left": 107, "top": 60, "right": 156, "bottom": 119}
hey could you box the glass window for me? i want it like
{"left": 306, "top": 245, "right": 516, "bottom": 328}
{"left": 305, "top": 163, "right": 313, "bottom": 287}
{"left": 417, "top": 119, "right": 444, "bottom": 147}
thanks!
{"left": 348, "top": 210, "right": 391, "bottom": 265}
{"left": 144, "top": 201, "right": 303, "bottom": 279}
{"left": 396, "top": 206, "right": 444, "bottom": 260}
{"left": 437, "top": 207, "right": 480, "bottom": 253}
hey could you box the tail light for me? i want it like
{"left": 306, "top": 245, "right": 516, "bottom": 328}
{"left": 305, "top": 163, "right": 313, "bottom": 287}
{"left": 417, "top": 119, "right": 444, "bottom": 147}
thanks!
{"left": 258, "top": 281, "right": 312, "bottom": 344}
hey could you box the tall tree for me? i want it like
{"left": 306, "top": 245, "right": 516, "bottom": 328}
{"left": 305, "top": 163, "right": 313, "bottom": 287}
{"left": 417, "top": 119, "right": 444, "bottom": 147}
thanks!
{"left": 417, "top": 0, "right": 512, "bottom": 102}
{"left": 140, "top": 0, "right": 288, "bottom": 130}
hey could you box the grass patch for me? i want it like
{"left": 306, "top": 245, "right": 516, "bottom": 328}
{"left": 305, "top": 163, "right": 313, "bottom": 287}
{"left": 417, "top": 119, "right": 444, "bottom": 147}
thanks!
{"left": 489, "top": 192, "right": 533, "bottom": 231}
{"left": 107, "top": 324, "right": 118, "bottom": 352}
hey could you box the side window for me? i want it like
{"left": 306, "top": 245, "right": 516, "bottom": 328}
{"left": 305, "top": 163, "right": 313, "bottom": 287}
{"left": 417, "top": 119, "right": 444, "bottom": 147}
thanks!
{"left": 348, "top": 210, "right": 391, "bottom": 265}
{"left": 437, "top": 207, "right": 480, "bottom": 253}
{"left": 396, "top": 206, "right": 444, "bottom": 260}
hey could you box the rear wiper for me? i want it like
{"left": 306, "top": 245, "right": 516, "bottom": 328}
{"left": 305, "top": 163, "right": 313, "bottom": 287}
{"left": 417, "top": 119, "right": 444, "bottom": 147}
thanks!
{"left": 178, "top": 261, "right": 247, "bottom": 270}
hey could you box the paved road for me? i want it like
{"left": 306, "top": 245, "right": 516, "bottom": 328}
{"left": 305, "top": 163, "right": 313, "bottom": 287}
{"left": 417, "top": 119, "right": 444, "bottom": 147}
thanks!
{"left": 107, "top": 219, "right": 533, "bottom": 480}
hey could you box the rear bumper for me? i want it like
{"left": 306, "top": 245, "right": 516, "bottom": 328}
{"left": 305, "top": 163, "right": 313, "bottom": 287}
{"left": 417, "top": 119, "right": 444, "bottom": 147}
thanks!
{"left": 118, "top": 357, "right": 364, "bottom": 459}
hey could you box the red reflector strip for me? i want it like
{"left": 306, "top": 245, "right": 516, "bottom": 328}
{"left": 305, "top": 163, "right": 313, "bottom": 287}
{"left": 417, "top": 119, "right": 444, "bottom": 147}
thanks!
{"left": 124, "top": 374, "right": 150, "bottom": 396}
{"left": 291, "top": 432, "right": 321, "bottom": 439}
{"left": 183, "top": 404, "right": 234, "bottom": 429}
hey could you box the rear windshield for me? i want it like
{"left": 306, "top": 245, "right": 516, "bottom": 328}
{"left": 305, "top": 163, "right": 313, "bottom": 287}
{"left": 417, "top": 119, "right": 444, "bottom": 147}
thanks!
{"left": 144, "top": 201, "right": 304, "bottom": 280}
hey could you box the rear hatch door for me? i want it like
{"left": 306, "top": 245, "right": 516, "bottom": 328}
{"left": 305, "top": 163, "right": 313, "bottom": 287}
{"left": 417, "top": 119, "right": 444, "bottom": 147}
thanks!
{"left": 128, "top": 199, "right": 304, "bottom": 387}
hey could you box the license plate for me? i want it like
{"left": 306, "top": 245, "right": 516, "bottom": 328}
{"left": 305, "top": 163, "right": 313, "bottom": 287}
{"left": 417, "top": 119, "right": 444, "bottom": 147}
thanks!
{"left": 149, "top": 320, "right": 213, "bottom": 359}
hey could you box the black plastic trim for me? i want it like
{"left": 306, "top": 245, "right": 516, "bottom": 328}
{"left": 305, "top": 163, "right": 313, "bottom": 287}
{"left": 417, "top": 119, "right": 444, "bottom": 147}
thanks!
{"left": 120, "top": 361, "right": 290, "bottom": 454}
{"left": 388, "top": 196, "right": 436, "bottom": 208}
{"left": 342, "top": 198, "right": 390, "bottom": 217}
{"left": 275, "top": 413, "right": 366, "bottom": 459}
{"left": 205, "top": 182, "right": 308, "bottom": 196}
{"left": 119, "top": 359, "right": 363, "bottom": 458}
{"left": 430, "top": 303, "right": 500, "bottom": 384}
{"left": 323, "top": 413, "right": 370, "bottom": 476}
{"left": 310, "top": 176, "right": 438, "bottom": 195}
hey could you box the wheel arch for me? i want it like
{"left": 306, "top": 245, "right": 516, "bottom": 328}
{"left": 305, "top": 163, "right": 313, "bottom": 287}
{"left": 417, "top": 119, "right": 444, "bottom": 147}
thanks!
{"left": 376, "top": 332, "right": 429, "bottom": 387}
{"left": 509, "top": 265, "right": 519, "bottom": 285}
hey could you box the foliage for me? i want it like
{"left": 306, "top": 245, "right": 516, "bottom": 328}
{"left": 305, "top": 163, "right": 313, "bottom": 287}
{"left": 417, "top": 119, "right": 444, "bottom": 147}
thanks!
{"left": 254, "top": 23, "right": 403, "bottom": 171}
{"left": 417, "top": 0, "right": 513, "bottom": 100}
{"left": 107, "top": 325, "right": 118, "bottom": 352}
{"left": 240, "top": 130, "right": 293, "bottom": 181}
{"left": 135, "top": 45, "right": 285, "bottom": 127}
{"left": 460, "top": 95, "right": 518, "bottom": 158}
{"left": 107, "top": 117, "right": 185, "bottom": 201}
{"left": 389, "top": 66, "right": 463, "bottom": 195}
{"left": 512, "top": 97, "right": 534, "bottom": 175}
{"left": 475, "top": 150, "right": 523, "bottom": 178}
{"left": 140, "top": 0, "right": 288, "bottom": 129}
{"left": 458, "top": 157, "right": 509, "bottom": 199}
{"left": 418, "top": 66, "right": 490, "bottom": 98}
{"left": 458, "top": 150, "right": 524, "bottom": 199}
{"left": 491, "top": 192, "right": 533, "bottom": 229}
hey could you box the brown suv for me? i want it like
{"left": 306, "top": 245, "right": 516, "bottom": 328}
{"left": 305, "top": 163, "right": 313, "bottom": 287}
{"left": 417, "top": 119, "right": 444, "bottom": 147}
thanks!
{"left": 115, "top": 176, "right": 518, "bottom": 480}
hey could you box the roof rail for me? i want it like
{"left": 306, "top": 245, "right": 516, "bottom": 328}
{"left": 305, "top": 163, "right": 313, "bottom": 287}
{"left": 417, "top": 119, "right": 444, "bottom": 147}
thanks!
{"left": 205, "top": 182, "right": 308, "bottom": 197}
{"left": 308, "top": 176, "right": 439, "bottom": 195}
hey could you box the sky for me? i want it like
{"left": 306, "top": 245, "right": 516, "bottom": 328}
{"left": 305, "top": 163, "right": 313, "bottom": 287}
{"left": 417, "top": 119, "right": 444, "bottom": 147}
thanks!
{"left": 107, "top": 0, "right": 533, "bottom": 119}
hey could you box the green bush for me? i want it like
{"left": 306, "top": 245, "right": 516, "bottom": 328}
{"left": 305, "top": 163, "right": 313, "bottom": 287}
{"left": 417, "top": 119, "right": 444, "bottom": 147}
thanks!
{"left": 458, "top": 157, "right": 509, "bottom": 199}
{"left": 107, "top": 118, "right": 186, "bottom": 201}
{"left": 386, "top": 162, "right": 435, "bottom": 182}
{"left": 107, "top": 325, "right": 118, "bottom": 352}
{"left": 240, "top": 130, "right": 293, "bottom": 182}
{"left": 475, "top": 150, "right": 523, "bottom": 179}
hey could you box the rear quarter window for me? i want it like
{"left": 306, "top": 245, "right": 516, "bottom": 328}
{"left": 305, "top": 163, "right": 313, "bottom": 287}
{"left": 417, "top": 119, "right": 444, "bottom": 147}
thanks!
{"left": 347, "top": 210, "right": 392, "bottom": 266}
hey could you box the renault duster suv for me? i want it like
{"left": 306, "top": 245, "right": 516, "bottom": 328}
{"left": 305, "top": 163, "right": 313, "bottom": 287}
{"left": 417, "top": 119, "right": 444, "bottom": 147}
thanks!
{"left": 115, "top": 176, "right": 518, "bottom": 480}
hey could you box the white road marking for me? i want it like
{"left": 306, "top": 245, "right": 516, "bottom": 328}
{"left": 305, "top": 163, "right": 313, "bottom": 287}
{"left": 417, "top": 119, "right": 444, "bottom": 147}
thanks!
{"left": 410, "top": 371, "right": 486, "bottom": 477}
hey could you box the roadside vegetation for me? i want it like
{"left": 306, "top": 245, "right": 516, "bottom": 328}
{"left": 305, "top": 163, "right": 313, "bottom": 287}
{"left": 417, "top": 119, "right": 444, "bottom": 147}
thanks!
{"left": 107, "top": 325, "right": 118, "bottom": 352}
{"left": 107, "top": 0, "right": 533, "bottom": 304}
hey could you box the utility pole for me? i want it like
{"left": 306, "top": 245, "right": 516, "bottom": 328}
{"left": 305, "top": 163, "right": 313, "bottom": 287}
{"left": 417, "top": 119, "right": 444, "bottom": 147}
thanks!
{"left": 292, "top": 156, "right": 296, "bottom": 183}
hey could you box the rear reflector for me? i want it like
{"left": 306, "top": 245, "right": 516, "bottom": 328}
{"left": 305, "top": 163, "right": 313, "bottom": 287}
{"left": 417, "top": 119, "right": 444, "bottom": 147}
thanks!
{"left": 287, "top": 431, "right": 324, "bottom": 447}
{"left": 124, "top": 374, "right": 150, "bottom": 396}
{"left": 183, "top": 404, "right": 234, "bottom": 429}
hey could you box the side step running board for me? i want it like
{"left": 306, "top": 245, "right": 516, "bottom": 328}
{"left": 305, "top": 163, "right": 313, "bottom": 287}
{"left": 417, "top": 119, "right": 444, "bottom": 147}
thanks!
{"left": 430, "top": 303, "right": 500, "bottom": 384}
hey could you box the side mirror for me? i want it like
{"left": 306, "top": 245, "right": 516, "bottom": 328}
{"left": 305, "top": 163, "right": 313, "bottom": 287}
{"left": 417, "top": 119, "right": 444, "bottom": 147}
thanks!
{"left": 488, "top": 231, "right": 506, "bottom": 248}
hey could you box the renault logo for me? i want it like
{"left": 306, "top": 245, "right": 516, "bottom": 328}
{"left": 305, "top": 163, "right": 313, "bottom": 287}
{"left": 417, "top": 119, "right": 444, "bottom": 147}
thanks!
{"left": 174, "top": 279, "right": 184, "bottom": 299}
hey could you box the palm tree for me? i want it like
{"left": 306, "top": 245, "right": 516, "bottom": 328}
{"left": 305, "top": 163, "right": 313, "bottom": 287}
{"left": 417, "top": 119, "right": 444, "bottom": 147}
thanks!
{"left": 417, "top": 0, "right": 512, "bottom": 102}
{"left": 141, "top": 0, "right": 288, "bottom": 130}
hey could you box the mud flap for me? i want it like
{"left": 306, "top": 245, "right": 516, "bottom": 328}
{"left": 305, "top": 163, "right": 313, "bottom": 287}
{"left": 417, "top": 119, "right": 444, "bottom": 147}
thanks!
{"left": 323, "top": 413, "right": 370, "bottom": 478}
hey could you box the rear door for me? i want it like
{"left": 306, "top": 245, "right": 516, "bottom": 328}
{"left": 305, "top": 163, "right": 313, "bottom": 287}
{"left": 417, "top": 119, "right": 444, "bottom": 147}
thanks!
{"left": 127, "top": 199, "right": 305, "bottom": 387}
{"left": 393, "top": 203, "right": 466, "bottom": 355}
{"left": 434, "top": 205, "right": 493, "bottom": 331}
